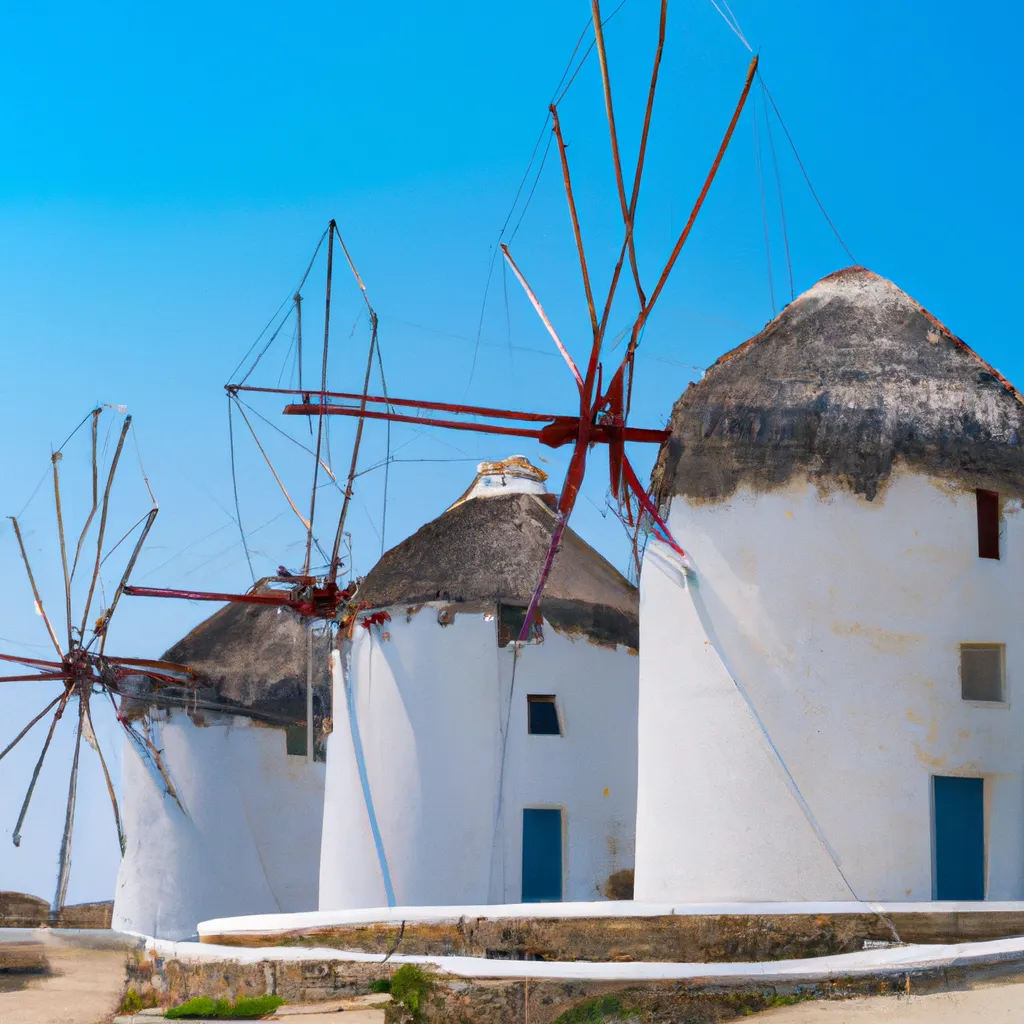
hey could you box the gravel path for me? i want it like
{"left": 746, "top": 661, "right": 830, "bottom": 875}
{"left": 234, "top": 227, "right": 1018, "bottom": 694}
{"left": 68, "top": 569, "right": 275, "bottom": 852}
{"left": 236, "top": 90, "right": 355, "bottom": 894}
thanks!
{"left": 766, "top": 983, "right": 1024, "bottom": 1022}
{"left": 0, "top": 943, "right": 127, "bottom": 1024}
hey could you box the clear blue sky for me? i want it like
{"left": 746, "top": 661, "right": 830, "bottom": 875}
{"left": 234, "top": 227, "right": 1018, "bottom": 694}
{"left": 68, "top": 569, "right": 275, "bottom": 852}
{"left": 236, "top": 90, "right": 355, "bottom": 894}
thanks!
{"left": 1, "top": 0, "right": 1021, "bottom": 903}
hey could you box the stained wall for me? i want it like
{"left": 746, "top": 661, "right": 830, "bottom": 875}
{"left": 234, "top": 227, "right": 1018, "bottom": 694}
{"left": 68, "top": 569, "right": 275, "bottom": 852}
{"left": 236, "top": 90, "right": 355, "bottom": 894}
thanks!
{"left": 320, "top": 606, "right": 638, "bottom": 909}
{"left": 635, "top": 472, "right": 1024, "bottom": 902}
{"left": 112, "top": 713, "right": 325, "bottom": 939}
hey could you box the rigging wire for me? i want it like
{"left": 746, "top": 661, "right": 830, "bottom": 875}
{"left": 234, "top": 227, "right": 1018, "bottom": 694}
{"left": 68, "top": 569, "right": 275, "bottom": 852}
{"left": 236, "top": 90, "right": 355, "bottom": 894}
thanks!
{"left": 552, "top": 0, "right": 631, "bottom": 106}
{"left": 16, "top": 467, "right": 50, "bottom": 519}
{"left": 752, "top": 91, "right": 777, "bottom": 316}
{"left": 276, "top": 322, "right": 299, "bottom": 389}
{"left": 54, "top": 409, "right": 97, "bottom": 455}
{"left": 237, "top": 309, "right": 298, "bottom": 390}
{"left": 463, "top": 0, "right": 631, "bottom": 400}
{"left": 130, "top": 421, "right": 158, "bottom": 507}
{"left": 354, "top": 457, "right": 481, "bottom": 479}
{"left": 374, "top": 332, "right": 393, "bottom": 557}
{"left": 229, "top": 227, "right": 329, "bottom": 384}
{"left": 138, "top": 522, "right": 233, "bottom": 581}
{"left": 235, "top": 396, "right": 339, "bottom": 486}
{"left": 227, "top": 395, "right": 256, "bottom": 584}
{"left": 100, "top": 512, "right": 154, "bottom": 568}
{"left": 147, "top": 507, "right": 289, "bottom": 582}
{"left": 507, "top": 132, "right": 555, "bottom": 245}
{"left": 761, "top": 78, "right": 795, "bottom": 301}
{"left": 758, "top": 72, "right": 857, "bottom": 265}
{"left": 707, "top": 0, "right": 753, "bottom": 52}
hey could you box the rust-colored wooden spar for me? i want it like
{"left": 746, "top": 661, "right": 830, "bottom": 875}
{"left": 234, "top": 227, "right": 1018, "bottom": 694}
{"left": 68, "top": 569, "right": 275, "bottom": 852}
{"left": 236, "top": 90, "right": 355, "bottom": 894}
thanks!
{"left": 551, "top": 105, "right": 599, "bottom": 340}
{"left": 591, "top": 0, "right": 644, "bottom": 308}
{"left": 124, "top": 586, "right": 308, "bottom": 606}
{"left": 0, "top": 652, "right": 64, "bottom": 671}
{"left": 231, "top": 384, "right": 563, "bottom": 424}
{"left": 0, "top": 673, "right": 72, "bottom": 683}
{"left": 637, "top": 54, "right": 759, "bottom": 336}
{"left": 281, "top": 403, "right": 668, "bottom": 447}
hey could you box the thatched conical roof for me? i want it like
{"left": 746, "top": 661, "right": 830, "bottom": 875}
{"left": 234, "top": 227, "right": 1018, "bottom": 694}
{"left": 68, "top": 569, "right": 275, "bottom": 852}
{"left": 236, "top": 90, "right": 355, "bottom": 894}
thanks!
{"left": 124, "top": 596, "right": 332, "bottom": 725}
{"left": 653, "top": 267, "right": 1024, "bottom": 504}
{"left": 357, "top": 468, "right": 638, "bottom": 649}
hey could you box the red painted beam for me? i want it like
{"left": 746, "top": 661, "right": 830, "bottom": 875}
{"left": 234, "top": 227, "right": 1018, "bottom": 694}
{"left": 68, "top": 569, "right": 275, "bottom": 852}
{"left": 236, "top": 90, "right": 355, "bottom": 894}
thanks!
{"left": 0, "top": 673, "right": 72, "bottom": 683}
{"left": 0, "top": 652, "right": 64, "bottom": 671}
{"left": 123, "top": 586, "right": 300, "bottom": 607}
{"left": 230, "top": 384, "right": 559, "bottom": 424}
{"left": 281, "top": 404, "right": 669, "bottom": 446}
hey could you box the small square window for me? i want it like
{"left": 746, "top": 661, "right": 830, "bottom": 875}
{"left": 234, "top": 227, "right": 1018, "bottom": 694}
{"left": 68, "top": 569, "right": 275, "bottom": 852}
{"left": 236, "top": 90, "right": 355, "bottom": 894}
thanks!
{"left": 497, "top": 604, "right": 543, "bottom": 647}
{"left": 285, "top": 724, "right": 307, "bottom": 756}
{"left": 976, "top": 489, "right": 1000, "bottom": 560}
{"left": 285, "top": 724, "right": 326, "bottom": 761}
{"left": 960, "top": 644, "right": 1005, "bottom": 703}
{"left": 527, "top": 695, "right": 561, "bottom": 735}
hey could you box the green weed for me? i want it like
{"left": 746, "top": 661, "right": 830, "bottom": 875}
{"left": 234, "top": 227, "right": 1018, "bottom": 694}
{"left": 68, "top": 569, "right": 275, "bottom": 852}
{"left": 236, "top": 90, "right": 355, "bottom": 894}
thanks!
{"left": 164, "top": 993, "right": 285, "bottom": 1019}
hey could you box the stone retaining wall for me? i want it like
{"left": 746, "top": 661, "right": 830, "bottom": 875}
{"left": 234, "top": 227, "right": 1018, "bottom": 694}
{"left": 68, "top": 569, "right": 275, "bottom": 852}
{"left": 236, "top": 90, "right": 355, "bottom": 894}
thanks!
{"left": 201, "top": 910, "right": 1024, "bottom": 963}
{"left": 126, "top": 949, "right": 1024, "bottom": 1024}
{"left": 0, "top": 892, "right": 112, "bottom": 929}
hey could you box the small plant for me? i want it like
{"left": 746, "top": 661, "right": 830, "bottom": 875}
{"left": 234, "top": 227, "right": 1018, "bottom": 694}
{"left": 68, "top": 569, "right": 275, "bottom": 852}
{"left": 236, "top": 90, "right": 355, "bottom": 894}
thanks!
{"left": 119, "top": 988, "right": 144, "bottom": 1014}
{"left": 164, "top": 993, "right": 285, "bottom": 1019}
{"left": 166, "top": 998, "right": 224, "bottom": 1020}
{"left": 233, "top": 996, "right": 286, "bottom": 1018}
{"left": 369, "top": 978, "right": 392, "bottom": 993}
{"left": 389, "top": 965, "right": 436, "bottom": 1019}
{"left": 554, "top": 996, "right": 640, "bottom": 1023}
{"left": 765, "top": 994, "right": 808, "bottom": 1008}
{"left": 723, "top": 990, "right": 816, "bottom": 1015}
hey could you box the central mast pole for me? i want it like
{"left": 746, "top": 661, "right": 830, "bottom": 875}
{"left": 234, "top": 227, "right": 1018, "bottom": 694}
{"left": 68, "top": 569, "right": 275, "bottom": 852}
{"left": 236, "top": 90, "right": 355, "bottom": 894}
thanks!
{"left": 329, "top": 310, "right": 377, "bottom": 584}
{"left": 303, "top": 221, "right": 335, "bottom": 578}
{"left": 306, "top": 625, "right": 314, "bottom": 763}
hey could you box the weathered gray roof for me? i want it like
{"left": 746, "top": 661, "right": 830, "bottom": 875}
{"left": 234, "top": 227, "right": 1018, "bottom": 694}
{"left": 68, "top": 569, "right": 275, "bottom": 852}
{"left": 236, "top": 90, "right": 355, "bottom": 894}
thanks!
{"left": 127, "top": 599, "right": 331, "bottom": 723}
{"left": 357, "top": 491, "right": 639, "bottom": 648}
{"left": 653, "top": 267, "right": 1024, "bottom": 504}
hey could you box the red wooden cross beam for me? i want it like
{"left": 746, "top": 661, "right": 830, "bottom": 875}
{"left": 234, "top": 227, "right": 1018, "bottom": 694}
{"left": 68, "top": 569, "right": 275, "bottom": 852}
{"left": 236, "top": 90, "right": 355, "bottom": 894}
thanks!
{"left": 227, "top": 384, "right": 669, "bottom": 447}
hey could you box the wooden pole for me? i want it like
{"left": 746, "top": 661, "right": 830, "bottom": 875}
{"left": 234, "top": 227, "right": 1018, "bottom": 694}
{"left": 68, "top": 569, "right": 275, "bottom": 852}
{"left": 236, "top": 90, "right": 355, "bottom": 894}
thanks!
{"left": 306, "top": 625, "right": 314, "bottom": 764}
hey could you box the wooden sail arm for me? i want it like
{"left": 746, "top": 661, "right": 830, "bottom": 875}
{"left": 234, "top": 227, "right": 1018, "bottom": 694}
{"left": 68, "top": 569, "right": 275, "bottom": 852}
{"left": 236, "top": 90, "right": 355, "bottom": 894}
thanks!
{"left": 229, "top": 385, "right": 565, "bottom": 424}
{"left": 281, "top": 402, "right": 667, "bottom": 447}
{"left": 124, "top": 581, "right": 352, "bottom": 619}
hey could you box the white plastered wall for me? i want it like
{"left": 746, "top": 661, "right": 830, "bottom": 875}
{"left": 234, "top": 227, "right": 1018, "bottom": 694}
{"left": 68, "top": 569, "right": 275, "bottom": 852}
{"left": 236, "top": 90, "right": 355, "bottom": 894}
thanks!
{"left": 319, "top": 606, "right": 638, "bottom": 910}
{"left": 492, "top": 625, "right": 638, "bottom": 903}
{"left": 635, "top": 471, "right": 1024, "bottom": 902}
{"left": 112, "top": 713, "right": 325, "bottom": 940}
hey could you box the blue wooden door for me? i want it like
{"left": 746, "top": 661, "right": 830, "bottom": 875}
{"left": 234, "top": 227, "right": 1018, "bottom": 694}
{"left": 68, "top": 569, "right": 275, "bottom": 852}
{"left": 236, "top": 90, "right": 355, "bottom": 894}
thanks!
{"left": 522, "top": 808, "right": 562, "bottom": 902}
{"left": 933, "top": 776, "right": 984, "bottom": 900}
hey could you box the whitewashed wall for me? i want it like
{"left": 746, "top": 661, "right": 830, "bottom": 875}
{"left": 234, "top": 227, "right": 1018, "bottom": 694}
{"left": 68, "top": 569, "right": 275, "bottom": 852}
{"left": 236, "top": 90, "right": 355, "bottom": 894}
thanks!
{"left": 635, "top": 472, "right": 1024, "bottom": 903}
{"left": 320, "top": 607, "right": 638, "bottom": 910}
{"left": 492, "top": 625, "right": 638, "bottom": 903}
{"left": 113, "top": 713, "right": 325, "bottom": 940}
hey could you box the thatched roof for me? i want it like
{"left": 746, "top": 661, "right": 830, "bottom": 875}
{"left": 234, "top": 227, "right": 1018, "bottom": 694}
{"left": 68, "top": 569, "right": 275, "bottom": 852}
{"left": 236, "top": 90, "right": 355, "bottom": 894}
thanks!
{"left": 126, "top": 599, "right": 332, "bottom": 723}
{"left": 357, "top": 490, "right": 639, "bottom": 648}
{"left": 653, "top": 267, "right": 1024, "bottom": 504}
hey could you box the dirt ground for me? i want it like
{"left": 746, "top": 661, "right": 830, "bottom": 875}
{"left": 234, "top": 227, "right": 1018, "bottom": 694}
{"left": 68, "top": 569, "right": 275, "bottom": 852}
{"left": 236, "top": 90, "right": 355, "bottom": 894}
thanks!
{"left": 764, "top": 982, "right": 1024, "bottom": 1022}
{"left": 0, "top": 943, "right": 128, "bottom": 1024}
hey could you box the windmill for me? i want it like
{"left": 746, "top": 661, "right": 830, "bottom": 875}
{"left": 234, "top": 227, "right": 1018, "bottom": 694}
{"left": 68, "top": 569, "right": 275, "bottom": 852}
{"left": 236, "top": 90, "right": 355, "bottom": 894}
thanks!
{"left": 0, "top": 406, "right": 195, "bottom": 921}
{"left": 129, "top": 0, "right": 758, "bottom": 640}
{"left": 121, "top": 220, "right": 380, "bottom": 761}
{"left": 233, "top": 0, "right": 755, "bottom": 631}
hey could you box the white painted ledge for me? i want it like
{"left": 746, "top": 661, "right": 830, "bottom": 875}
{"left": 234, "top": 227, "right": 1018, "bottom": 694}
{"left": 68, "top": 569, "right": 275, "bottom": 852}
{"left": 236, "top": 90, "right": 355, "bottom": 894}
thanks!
{"left": 198, "top": 899, "right": 1024, "bottom": 940}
